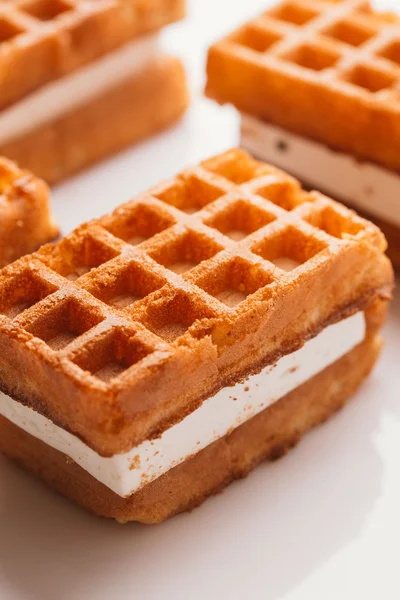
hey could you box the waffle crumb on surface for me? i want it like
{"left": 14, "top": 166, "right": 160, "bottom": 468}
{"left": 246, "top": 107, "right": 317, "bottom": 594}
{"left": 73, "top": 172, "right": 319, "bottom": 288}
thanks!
{"left": 206, "top": 0, "right": 400, "bottom": 171}
{"left": 0, "top": 157, "right": 58, "bottom": 268}
{"left": 0, "top": 149, "right": 393, "bottom": 460}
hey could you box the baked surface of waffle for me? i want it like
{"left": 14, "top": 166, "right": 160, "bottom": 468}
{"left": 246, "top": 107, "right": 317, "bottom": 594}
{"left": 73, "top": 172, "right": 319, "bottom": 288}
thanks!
{"left": 206, "top": 0, "right": 400, "bottom": 171}
{"left": 0, "top": 149, "right": 392, "bottom": 456}
{"left": 0, "top": 0, "right": 185, "bottom": 110}
{"left": 0, "top": 312, "right": 384, "bottom": 522}
{"left": 0, "top": 55, "right": 189, "bottom": 183}
{"left": 0, "top": 157, "right": 58, "bottom": 267}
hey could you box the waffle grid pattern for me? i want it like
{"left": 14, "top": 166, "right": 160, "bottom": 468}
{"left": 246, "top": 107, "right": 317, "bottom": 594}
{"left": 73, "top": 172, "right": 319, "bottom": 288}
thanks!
{"left": 0, "top": 149, "right": 381, "bottom": 391}
{"left": 224, "top": 0, "right": 400, "bottom": 103}
{"left": 0, "top": 0, "right": 185, "bottom": 110}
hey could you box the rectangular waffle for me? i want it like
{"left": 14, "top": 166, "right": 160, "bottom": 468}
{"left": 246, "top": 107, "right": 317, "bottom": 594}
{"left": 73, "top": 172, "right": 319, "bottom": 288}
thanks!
{"left": 0, "top": 157, "right": 58, "bottom": 268}
{"left": 0, "top": 149, "right": 393, "bottom": 523}
{"left": 1, "top": 55, "right": 189, "bottom": 183}
{"left": 0, "top": 0, "right": 188, "bottom": 182}
{"left": 0, "top": 0, "right": 185, "bottom": 109}
{"left": 206, "top": 0, "right": 400, "bottom": 267}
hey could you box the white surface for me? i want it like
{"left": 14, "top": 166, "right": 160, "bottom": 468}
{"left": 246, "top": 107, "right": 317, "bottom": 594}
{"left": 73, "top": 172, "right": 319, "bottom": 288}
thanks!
{"left": 241, "top": 114, "right": 400, "bottom": 228}
{"left": 1, "top": 1, "right": 400, "bottom": 599}
{"left": 0, "top": 34, "right": 160, "bottom": 146}
{"left": 0, "top": 313, "right": 365, "bottom": 498}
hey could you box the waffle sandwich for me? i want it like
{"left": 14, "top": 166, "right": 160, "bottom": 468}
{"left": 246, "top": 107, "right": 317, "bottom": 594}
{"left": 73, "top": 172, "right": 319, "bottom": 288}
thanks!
{"left": 0, "top": 0, "right": 188, "bottom": 183}
{"left": 206, "top": 0, "right": 400, "bottom": 267}
{"left": 0, "top": 149, "right": 393, "bottom": 523}
{"left": 0, "top": 157, "right": 58, "bottom": 268}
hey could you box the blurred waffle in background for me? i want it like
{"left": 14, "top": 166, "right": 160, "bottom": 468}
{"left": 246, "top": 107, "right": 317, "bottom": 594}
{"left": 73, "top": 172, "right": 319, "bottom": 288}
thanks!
{"left": 0, "top": 0, "right": 189, "bottom": 183}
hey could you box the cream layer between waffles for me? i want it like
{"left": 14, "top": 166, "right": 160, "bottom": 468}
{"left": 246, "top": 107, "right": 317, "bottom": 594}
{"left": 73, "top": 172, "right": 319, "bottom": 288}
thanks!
{"left": 0, "top": 312, "right": 366, "bottom": 497}
{"left": 206, "top": 0, "right": 400, "bottom": 266}
{"left": 0, "top": 150, "right": 393, "bottom": 523}
{"left": 0, "top": 33, "right": 161, "bottom": 147}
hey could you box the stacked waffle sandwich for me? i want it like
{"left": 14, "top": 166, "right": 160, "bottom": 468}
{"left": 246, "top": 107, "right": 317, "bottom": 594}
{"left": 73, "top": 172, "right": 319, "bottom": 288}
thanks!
{"left": 0, "top": 0, "right": 188, "bottom": 183}
{"left": 206, "top": 0, "right": 400, "bottom": 266}
{"left": 0, "top": 157, "right": 58, "bottom": 267}
{"left": 0, "top": 149, "right": 393, "bottom": 523}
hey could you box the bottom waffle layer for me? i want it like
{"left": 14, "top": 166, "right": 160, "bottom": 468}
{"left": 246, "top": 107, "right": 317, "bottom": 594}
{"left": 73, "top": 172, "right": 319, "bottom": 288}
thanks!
{"left": 0, "top": 56, "right": 188, "bottom": 185}
{"left": 240, "top": 114, "right": 400, "bottom": 268}
{"left": 0, "top": 331, "right": 381, "bottom": 524}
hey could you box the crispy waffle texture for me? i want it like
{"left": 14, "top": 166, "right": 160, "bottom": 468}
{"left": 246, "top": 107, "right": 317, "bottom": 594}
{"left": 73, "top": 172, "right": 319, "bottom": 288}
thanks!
{"left": 0, "top": 157, "right": 58, "bottom": 268}
{"left": 206, "top": 0, "right": 400, "bottom": 172}
{"left": 0, "top": 303, "right": 385, "bottom": 523}
{"left": 0, "top": 55, "right": 189, "bottom": 183}
{"left": 0, "top": 150, "right": 393, "bottom": 459}
{"left": 0, "top": 0, "right": 186, "bottom": 109}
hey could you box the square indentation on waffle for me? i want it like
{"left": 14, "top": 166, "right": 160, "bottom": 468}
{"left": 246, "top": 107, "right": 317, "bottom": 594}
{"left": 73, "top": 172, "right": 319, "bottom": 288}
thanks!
{"left": 282, "top": 41, "right": 342, "bottom": 71}
{"left": 378, "top": 40, "right": 400, "bottom": 66}
{"left": 249, "top": 174, "right": 305, "bottom": 211}
{"left": 152, "top": 172, "right": 228, "bottom": 214}
{"left": 201, "top": 149, "right": 273, "bottom": 184}
{"left": 193, "top": 256, "right": 275, "bottom": 309}
{"left": 22, "top": 295, "right": 104, "bottom": 351}
{"left": 323, "top": 17, "right": 377, "bottom": 47}
{"left": 134, "top": 288, "right": 220, "bottom": 343}
{"left": 83, "top": 258, "right": 167, "bottom": 311}
{"left": 0, "top": 264, "right": 58, "bottom": 319}
{"left": 228, "top": 21, "right": 283, "bottom": 53}
{"left": 71, "top": 327, "right": 155, "bottom": 383}
{"left": 101, "top": 199, "right": 176, "bottom": 247}
{"left": 38, "top": 229, "right": 120, "bottom": 281}
{"left": 0, "top": 14, "right": 25, "bottom": 42}
{"left": 267, "top": 2, "right": 320, "bottom": 26}
{"left": 251, "top": 224, "right": 328, "bottom": 272}
{"left": 146, "top": 228, "right": 224, "bottom": 275}
{"left": 20, "top": 0, "right": 73, "bottom": 21}
{"left": 341, "top": 62, "right": 397, "bottom": 93}
{"left": 302, "top": 200, "right": 368, "bottom": 241}
{"left": 203, "top": 196, "right": 276, "bottom": 241}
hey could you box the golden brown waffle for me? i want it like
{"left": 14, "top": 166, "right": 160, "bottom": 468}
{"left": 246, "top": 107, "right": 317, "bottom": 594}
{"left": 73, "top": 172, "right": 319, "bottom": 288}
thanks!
{"left": 0, "top": 308, "right": 385, "bottom": 523}
{"left": 0, "top": 0, "right": 185, "bottom": 110}
{"left": 0, "top": 157, "right": 58, "bottom": 268}
{"left": 206, "top": 0, "right": 400, "bottom": 171}
{"left": 0, "top": 55, "right": 189, "bottom": 184}
{"left": 0, "top": 149, "right": 393, "bottom": 457}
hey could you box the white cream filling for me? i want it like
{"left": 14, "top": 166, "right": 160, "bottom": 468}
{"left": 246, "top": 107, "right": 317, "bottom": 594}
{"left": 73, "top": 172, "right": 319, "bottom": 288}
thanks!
{"left": 0, "top": 312, "right": 365, "bottom": 498}
{"left": 241, "top": 113, "right": 400, "bottom": 229}
{"left": 0, "top": 33, "right": 161, "bottom": 146}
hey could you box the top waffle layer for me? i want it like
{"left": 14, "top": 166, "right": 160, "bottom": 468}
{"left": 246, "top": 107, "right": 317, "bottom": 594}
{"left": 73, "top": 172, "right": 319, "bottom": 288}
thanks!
{"left": 206, "top": 0, "right": 400, "bottom": 171}
{"left": 0, "top": 0, "right": 185, "bottom": 110}
{"left": 0, "top": 149, "right": 393, "bottom": 456}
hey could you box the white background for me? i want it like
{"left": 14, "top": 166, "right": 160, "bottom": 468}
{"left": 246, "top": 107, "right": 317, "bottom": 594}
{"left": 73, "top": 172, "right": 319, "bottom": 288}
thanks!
{"left": 1, "top": 1, "right": 400, "bottom": 598}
